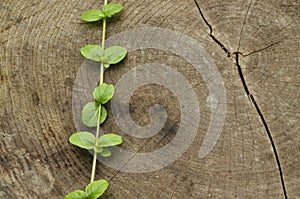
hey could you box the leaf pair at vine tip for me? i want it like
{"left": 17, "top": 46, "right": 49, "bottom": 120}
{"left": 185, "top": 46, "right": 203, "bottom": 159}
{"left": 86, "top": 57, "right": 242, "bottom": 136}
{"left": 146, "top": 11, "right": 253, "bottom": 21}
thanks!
{"left": 82, "top": 83, "right": 114, "bottom": 127}
{"left": 69, "top": 132, "right": 123, "bottom": 157}
{"left": 64, "top": 180, "right": 108, "bottom": 199}
{"left": 81, "top": 45, "right": 127, "bottom": 68}
{"left": 81, "top": 3, "right": 123, "bottom": 22}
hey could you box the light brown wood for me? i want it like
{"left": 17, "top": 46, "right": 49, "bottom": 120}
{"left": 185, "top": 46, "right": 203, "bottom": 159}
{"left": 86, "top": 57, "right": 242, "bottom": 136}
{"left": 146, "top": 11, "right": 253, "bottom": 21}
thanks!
{"left": 0, "top": 0, "right": 299, "bottom": 198}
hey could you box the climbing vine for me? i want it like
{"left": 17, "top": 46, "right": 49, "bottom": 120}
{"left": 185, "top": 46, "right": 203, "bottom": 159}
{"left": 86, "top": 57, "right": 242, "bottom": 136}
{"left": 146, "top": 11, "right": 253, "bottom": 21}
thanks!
{"left": 65, "top": 1, "right": 126, "bottom": 198}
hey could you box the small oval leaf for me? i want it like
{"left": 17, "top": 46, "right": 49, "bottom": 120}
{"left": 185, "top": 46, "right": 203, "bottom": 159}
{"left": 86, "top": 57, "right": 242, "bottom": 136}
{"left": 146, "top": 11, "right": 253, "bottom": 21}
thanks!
{"left": 82, "top": 102, "right": 107, "bottom": 127}
{"left": 104, "top": 46, "right": 127, "bottom": 65}
{"left": 100, "top": 148, "right": 112, "bottom": 157}
{"left": 81, "top": 45, "right": 104, "bottom": 62}
{"left": 64, "top": 190, "right": 87, "bottom": 199}
{"left": 81, "top": 10, "right": 105, "bottom": 22}
{"left": 69, "top": 132, "right": 96, "bottom": 150}
{"left": 100, "top": 106, "right": 108, "bottom": 124}
{"left": 94, "top": 146, "right": 103, "bottom": 153}
{"left": 82, "top": 102, "right": 98, "bottom": 127}
{"left": 93, "top": 83, "right": 114, "bottom": 104}
{"left": 98, "top": 134, "right": 123, "bottom": 147}
{"left": 86, "top": 180, "right": 109, "bottom": 199}
{"left": 102, "top": 4, "right": 123, "bottom": 18}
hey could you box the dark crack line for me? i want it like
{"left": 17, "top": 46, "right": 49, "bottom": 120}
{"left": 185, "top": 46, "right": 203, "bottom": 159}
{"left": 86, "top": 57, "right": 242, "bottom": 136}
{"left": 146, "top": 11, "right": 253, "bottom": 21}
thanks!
{"left": 242, "top": 41, "right": 281, "bottom": 57}
{"left": 193, "top": 0, "right": 231, "bottom": 57}
{"left": 234, "top": 53, "right": 288, "bottom": 199}
{"left": 193, "top": 1, "right": 288, "bottom": 198}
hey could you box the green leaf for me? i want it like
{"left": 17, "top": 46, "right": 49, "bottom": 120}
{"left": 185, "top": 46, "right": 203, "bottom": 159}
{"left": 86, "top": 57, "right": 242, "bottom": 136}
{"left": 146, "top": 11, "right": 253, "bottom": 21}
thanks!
{"left": 100, "top": 106, "right": 107, "bottom": 124}
{"left": 69, "top": 132, "right": 96, "bottom": 150}
{"left": 93, "top": 83, "right": 114, "bottom": 104}
{"left": 82, "top": 102, "right": 98, "bottom": 127}
{"left": 102, "top": 3, "right": 123, "bottom": 17}
{"left": 82, "top": 102, "right": 107, "bottom": 127}
{"left": 98, "top": 134, "right": 123, "bottom": 147}
{"left": 104, "top": 46, "right": 127, "bottom": 65}
{"left": 94, "top": 146, "right": 103, "bottom": 153}
{"left": 86, "top": 180, "right": 109, "bottom": 199}
{"left": 80, "top": 45, "right": 104, "bottom": 62}
{"left": 81, "top": 10, "right": 105, "bottom": 22}
{"left": 100, "top": 148, "right": 112, "bottom": 157}
{"left": 64, "top": 190, "right": 87, "bottom": 199}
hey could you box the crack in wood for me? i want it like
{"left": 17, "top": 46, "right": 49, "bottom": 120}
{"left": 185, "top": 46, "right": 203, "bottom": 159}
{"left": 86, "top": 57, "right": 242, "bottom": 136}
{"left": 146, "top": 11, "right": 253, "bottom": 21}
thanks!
{"left": 241, "top": 41, "right": 281, "bottom": 57}
{"left": 234, "top": 53, "right": 288, "bottom": 198}
{"left": 193, "top": 0, "right": 231, "bottom": 57}
{"left": 193, "top": 0, "right": 288, "bottom": 198}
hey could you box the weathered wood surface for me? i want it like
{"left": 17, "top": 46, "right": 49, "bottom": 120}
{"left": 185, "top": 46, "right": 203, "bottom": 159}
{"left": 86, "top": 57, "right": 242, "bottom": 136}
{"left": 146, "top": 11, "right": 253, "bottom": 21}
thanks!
{"left": 0, "top": 0, "right": 299, "bottom": 198}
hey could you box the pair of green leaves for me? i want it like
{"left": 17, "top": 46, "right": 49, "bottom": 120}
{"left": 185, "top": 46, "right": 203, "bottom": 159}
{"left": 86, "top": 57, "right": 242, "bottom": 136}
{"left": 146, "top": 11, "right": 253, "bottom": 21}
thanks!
{"left": 81, "top": 3, "right": 123, "bottom": 22}
{"left": 81, "top": 45, "right": 127, "bottom": 68}
{"left": 69, "top": 132, "right": 122, "bottom": 157}
{"left": 64, "top": 180, "right": 108, "bottom": 199}
{"left": 82, "top": 83, "right": 114, "bottom": 127}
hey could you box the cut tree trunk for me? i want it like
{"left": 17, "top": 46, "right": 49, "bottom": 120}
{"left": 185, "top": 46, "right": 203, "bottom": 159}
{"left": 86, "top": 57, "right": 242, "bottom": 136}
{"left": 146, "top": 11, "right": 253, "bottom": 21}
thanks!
{"left": 0, "top": 0, "right": 299, "bottom": 198}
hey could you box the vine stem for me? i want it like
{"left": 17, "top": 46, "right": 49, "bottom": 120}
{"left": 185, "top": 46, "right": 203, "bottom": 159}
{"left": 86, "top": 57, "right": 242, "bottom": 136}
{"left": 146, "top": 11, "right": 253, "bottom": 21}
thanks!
{"left": 90, "top": 0, "right": 108, "bottom": 183}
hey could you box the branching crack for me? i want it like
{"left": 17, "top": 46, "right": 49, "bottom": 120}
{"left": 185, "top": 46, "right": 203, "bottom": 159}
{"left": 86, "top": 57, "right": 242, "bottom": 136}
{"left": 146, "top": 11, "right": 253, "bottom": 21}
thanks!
{"left": 193, "top": 0, "right": 288, "bottom": 198}
{"left": 194, "top": 0, "right": 231, "bottom": 57}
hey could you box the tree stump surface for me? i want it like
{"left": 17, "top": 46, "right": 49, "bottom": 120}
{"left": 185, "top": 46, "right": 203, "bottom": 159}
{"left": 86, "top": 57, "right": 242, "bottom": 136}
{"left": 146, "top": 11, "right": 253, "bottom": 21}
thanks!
{"left": 0, "top": 0, "right": 299, "bottom": 198}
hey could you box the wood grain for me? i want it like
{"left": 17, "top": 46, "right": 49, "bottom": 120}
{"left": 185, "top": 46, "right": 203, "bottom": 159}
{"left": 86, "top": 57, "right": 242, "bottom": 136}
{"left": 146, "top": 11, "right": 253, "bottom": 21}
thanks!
{"left": 0, "top": 0, "right": 299, "bottom": 198}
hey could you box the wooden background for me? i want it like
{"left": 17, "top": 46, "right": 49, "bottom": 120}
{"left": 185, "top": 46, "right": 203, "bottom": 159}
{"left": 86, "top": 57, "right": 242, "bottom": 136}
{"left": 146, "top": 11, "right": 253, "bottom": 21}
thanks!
{"left": 0, "top": 0, "right": 299, "bottom": 198}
